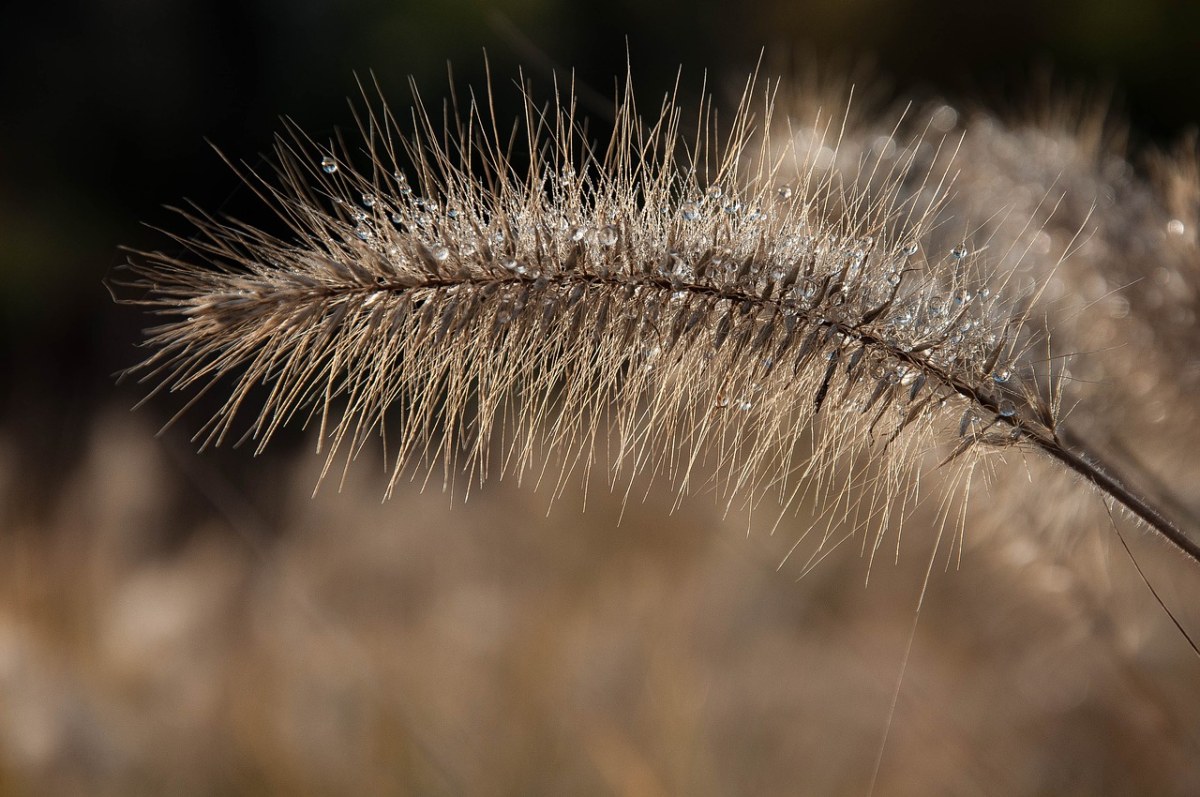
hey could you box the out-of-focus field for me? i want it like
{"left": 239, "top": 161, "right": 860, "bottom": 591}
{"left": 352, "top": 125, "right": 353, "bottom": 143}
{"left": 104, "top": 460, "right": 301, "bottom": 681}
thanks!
{"left": 1, "top": 408, "right": 1197, "bottom": 795}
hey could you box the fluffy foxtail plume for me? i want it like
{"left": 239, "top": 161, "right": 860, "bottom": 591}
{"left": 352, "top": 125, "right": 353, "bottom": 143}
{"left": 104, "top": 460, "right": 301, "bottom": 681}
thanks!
{"left": 116, "top": 70, "right": 1198, "bottom": 564}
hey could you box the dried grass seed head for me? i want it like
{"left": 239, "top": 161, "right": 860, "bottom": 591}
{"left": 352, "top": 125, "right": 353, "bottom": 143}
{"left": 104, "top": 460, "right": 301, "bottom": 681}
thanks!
{"left": 117, "top": 70, "right": 1087, "bottom": 552}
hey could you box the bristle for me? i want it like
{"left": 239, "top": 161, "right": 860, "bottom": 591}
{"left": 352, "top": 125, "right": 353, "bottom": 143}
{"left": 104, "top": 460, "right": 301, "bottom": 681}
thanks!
{"left": 115, "top": 69, "right": 1199, "bottom": 563}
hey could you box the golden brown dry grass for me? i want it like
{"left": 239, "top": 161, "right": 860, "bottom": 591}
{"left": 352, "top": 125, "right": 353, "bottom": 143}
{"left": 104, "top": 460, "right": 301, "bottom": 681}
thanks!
{"left": 4, "top": 66, "right": 1199, "bottom": 795}
{"left": 0, "top": 408, "right": 1197, "bottom": 795}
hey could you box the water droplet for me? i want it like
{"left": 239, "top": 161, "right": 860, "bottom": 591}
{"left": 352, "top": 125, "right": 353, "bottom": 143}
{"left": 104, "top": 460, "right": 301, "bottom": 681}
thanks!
{"left": 561, "top": 165, "right": 576, "bottom": 179}
{"left": 361, "top": 193, "right": 376, "bottom": 208}
{"left": 354, "top": 227, "right": 372, "bottom": 241}
{"left": 951, "top": 244, "right": 969, "bottom": 260}
{"left": 390, "top": 212, "right": 404, "bottom": 225}
{"left": 714, "top": 394, "right": 730, "bottom": 408}
{"left": 570, "top": 225, "right": 589, "bottom": 242}
{"left": 738, "top": 399, "right": 753, "bottom": 411}
{"left": 431, "top": 245, "right": 449, "bottom": 261}
{"left": 597, "top": 225, "right": 619, "bottom": 246}
{"left": 680, "top": 201, "right": 699, "bottom": 221}
{"left": 446, "top": 208, "right": 460, "bottom": 220}
{"left": 979, "top": 287, "right": 991, "bottom": 299}
{"left": 953, "top": 288, "right": 973, "bottom": 306}
{"left": 992, "top": 367, "right": 1012, "bottom": 383}
{"left": 960, "top": 408, "right": 980, "bottom": 437}
{"left": 707, "top": 185, "right": 724, "bottom": 200}
{"left": 394, "top": 171, "right": 408, "bottom": 183}
{"left": 997, "top": 399, "right": 1016, "bottom": 418}
{"left": 886, "top": 271, "right": 902, "bottom": 286}
{"left": 777, "top": 186, "right": 794, "bottom": 200}
{"left": 723, "top": 201, "right": 742, "bottom": 215}
{"left": 745, "top": 208, "right": 766, "bottom": 222}
{"left": 903, "top": 242, "right": 919, "bottom": 257}
{"left": 1168, "top": 219, "right": 1185, "bottom": 236}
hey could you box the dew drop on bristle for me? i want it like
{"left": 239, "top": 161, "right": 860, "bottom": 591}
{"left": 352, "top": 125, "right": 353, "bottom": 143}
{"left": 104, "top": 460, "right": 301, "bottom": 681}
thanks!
{"left": 680, "top": 202, "right": 699, "bottom": 221}
{"left": 960, "top": 409, "right": 980, "bottom": 437}
{"left": 597, "top": 225, "right": 619, "bottom": 246}
{"left": 997, "top": 399, "right": 1016, "bottom": 418}
{"left": 903, "top": 242, "right": 919, "bottom": 256}
{"left": 777, "top": 186, "right": 793, "bottom": 200}
{"left": 361, "top": 193, "right": 376, "bottom": 208}
{"left": 707, "top": 185, "right": 724, "bottom": 200}
{"left": 320, "top": 156, "right": 338, "bottom": 174}
{"left": 951, "top": 244, "right": 969, "bottom": 260}
{"left": 431, "top": 245, "right": 449, "bottom": 261}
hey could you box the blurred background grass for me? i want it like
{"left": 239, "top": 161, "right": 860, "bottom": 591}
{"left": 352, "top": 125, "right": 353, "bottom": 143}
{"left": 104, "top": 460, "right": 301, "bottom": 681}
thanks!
{"left": 1, "top": 0, "right": 1199, "bottom": 794}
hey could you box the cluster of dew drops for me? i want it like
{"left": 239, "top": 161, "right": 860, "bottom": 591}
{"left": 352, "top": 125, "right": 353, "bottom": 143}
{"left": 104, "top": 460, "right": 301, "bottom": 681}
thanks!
{"left": 318, "top": 156, "right": 630, "bottom": 278}
{"left": 317, "top": 154, "right": 1019, "bottom": 424}
{"left": 673, "top": 181, "right": 1017, "bottom": 386}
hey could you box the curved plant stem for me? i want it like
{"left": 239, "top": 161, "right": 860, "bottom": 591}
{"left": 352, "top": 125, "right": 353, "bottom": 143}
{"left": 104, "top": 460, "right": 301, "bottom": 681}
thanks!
{"left": 1041, "top": 431, "right": 1200, "bottom": 565}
